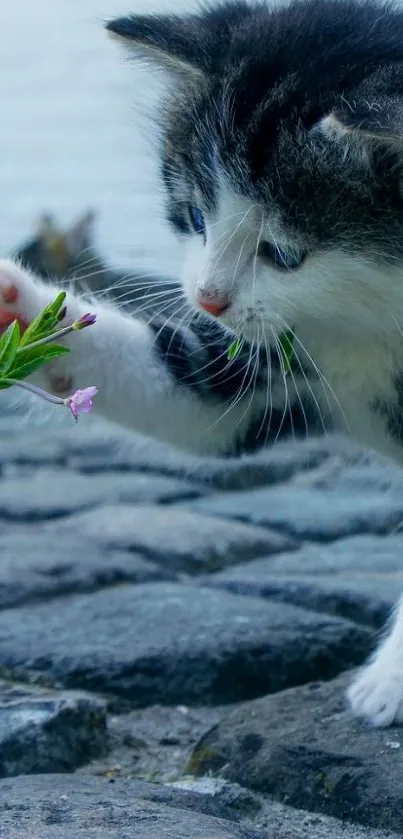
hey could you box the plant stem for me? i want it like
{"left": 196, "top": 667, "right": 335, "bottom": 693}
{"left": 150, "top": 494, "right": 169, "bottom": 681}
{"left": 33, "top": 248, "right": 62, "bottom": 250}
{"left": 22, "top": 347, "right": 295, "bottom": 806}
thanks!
{"left": 17, "top": 323, "right": 75, "bottom": 354}
{"left": 6, "top": 378, "right": 65, "bottom": 405}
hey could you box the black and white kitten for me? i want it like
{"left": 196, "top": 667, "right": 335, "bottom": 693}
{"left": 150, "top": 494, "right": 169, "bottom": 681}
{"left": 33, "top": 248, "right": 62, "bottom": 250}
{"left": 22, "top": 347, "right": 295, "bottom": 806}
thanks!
{"left": 3, "top": 0, "right": 403, "bottom": 726}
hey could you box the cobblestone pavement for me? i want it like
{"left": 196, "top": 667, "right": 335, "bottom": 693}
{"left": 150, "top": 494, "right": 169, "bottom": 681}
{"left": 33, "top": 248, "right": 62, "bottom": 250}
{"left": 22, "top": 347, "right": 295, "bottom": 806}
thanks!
{"left": 1, "top": 407, "right": 403, "bottom": 837}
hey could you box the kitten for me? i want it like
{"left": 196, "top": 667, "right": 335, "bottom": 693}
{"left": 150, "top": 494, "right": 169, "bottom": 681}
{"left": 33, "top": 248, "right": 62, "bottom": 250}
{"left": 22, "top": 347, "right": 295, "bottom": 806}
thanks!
{"left": 2, "top": 0, "right": 403, "bottom": 726}
{"left": 14, "top": 210, "right": 183, "bottom": 319}
{"left": 15, "top": 211, "right": 97, "bottom": 284}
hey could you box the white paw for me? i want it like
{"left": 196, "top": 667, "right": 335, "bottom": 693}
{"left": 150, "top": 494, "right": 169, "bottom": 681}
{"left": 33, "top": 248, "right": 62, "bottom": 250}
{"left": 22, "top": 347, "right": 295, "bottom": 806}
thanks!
{"left": 348, "top": 661, "right": 403, "bottom": 727}
{"left": 0, "top": 259, "right": 49, "bottom": 329}
{"left": 0, "top": 259, "right": 75, "bottom": 393}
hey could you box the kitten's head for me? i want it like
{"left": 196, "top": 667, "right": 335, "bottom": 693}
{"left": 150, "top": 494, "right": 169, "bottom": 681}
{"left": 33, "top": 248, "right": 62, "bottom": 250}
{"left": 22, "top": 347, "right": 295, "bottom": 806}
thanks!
{"left": 108, "top": 0, "right": 403, "bottom": 341}
{"left": 15, "top": 211, "right": 96, "bottom": 280}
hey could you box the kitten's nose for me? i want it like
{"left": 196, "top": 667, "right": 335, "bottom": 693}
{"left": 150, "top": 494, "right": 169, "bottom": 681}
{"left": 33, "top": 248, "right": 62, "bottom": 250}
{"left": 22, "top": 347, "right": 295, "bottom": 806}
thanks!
{"left": 197, "top": 294, "right": 229, "bottom": 317}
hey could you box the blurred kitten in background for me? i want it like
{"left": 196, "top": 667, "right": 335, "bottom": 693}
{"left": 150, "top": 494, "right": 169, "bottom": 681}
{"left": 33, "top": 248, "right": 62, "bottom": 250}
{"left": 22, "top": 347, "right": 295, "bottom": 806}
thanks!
{"left": 14, "top": 210, "right": 183, "bottom": 320}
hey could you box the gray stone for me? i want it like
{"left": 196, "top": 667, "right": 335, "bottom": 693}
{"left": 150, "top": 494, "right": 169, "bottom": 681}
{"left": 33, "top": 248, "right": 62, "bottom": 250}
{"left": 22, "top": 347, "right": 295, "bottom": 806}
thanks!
{"left": 189, "top": 671, "right": 403, "bottom": 833}
{"left": 185, "top": 485, "right": 403, "bottom": 540}
{"left": 83, "top": 702, "right": 224, "bottom": 784}
{"left": 254, "top": 802, "right": 401, "bottom": 838}
{"left": 121, "top": 776, "right": 262, "bottom": 823}
{"left": 210, "top": 569, "right": 396, "bottom": 629}
{"left": 170, "top": 778, "right": 400, "bottom": 839}
{"left": 0, "top": 531, "right": 169, "bottom": 609}
{"left": 0, "top": 680, "right": 106, "bottom": 776}
{"left": 43, "top": 421, "right": 365, "bottom": 491}
{"left": 39, "top": 504, "right": 295, "bottom": 573}
{"left": 0, "top": 438, "right": 66, "bottom": 470}
{"left": 75, "top": 431, "right": 343, "bottom": 490}
{"left": 169, "top": 777, "right": 264, "bottom": 822}
{"left": 0, "top": 425, "right": 66, "bottom": 470}
{"left": 0, "top": 470, "right": 202, "bottom": 521}
{"left": 292, "top": 456, "right": 403, "bottom": 495}
{"left": 0, "top": 584, "right": 371, "bottom": 705}
{"left": 0, "top": 417, "right": 372, "bottom": 491}
{"left": 207, "top": 535, "right": 403, "bottom": 628}
{"left": 240, "top": 534, "right": 403, "bottom": 575}
{"left": 0, "top": 774, "right": 265, "bottom": 839}
{"left": 0, "top": 774, "right": 398, "bottom": 839}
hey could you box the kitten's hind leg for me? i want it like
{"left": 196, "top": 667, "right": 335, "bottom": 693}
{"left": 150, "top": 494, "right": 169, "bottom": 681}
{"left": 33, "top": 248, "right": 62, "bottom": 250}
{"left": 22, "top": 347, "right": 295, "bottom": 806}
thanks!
{"left": 348, "top": 594, "right": 403, "bottom": 726}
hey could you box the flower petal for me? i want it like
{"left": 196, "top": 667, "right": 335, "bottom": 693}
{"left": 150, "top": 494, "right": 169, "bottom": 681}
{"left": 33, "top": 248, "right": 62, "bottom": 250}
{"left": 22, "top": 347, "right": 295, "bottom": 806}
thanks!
{"left": 80, "top": 386, "right": 98, "bottom": 399}
{"left": 73, "top": 313, "right": 97, "bottom": 330}
{"left": 64, "top": 386, "right": 97, "bottom": 422}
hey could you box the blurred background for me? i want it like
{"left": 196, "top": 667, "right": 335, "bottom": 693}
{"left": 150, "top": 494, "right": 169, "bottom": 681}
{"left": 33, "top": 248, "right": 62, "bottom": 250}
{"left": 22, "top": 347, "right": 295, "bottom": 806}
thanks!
{"left": 0, "top": 0, "right": 190, "bottom": 279}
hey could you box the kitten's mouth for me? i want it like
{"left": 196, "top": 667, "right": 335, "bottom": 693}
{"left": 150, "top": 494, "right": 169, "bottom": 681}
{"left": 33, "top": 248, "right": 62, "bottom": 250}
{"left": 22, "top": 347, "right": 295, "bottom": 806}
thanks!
{"left": 225, "top": 319, "right": 259, "bottom": 345}
{"left": 224, "top": 312, "right": 292, "bottom": 347}
{"left": 223, "top": 311, "right": 262, "bottom": 342}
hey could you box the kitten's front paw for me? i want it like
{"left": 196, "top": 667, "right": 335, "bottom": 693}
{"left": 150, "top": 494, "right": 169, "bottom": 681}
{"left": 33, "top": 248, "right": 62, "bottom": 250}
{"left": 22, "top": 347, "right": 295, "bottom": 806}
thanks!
{"left": 0, "top": 259, "right": 75, "bottom": 394}
{"left": 348, "top": 661, "right": 403, "bottom": 726}
{"left": 0, "top": 259, "right": 48, "bottom": 331}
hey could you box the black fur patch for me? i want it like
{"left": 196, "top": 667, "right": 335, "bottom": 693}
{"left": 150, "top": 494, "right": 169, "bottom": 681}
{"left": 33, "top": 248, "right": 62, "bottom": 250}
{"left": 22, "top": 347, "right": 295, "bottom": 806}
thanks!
{"left": 150, "top": 315, "right": 325, "bottom": 454}
{"left": 236, "top": 397, "right": 326, "bottom": 455}
{"left": 150, "top": 315, "right": 269, "bottom": 399}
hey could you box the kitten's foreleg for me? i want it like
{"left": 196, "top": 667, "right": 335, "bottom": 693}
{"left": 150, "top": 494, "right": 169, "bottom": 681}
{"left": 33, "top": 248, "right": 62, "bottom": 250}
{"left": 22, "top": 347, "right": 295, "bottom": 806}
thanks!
{"left": 0, "top": 259, "right": 264, "bottom": 454}
{"left": 348, "top": 595, "right": 403, "bottom": 726}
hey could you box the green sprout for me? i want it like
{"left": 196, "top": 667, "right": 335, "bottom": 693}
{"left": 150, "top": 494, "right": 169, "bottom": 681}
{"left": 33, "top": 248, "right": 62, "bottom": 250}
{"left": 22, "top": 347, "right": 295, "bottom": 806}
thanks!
{"left": 279, "top": 331, "right": 295, "bottom": 374}
{"left": 227, "top": 337, "right": 244, "bottom": 360}
{"left": 227, "top": 330, "right": 295, "bottom": 372}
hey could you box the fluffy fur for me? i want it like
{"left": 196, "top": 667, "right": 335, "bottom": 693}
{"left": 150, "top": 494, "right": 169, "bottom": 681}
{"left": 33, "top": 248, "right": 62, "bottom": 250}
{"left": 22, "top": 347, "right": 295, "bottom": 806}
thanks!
{"left": 4, "top": 0, "right": 403, "bottom": 725}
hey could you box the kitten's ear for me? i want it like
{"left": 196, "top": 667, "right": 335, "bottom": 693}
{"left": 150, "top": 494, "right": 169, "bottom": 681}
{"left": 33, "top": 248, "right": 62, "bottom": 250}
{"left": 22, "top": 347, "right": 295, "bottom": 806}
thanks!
{"left": 106, "top": 4, "right": 251, "bottom": 81}
{"left": 106, "top": 14, "right": 207, "bottom": 81}
{"left": 66, "top": 210, "right": 96, "bottom": 255}
{"left": 321, "top": 97, "right": 403, "bottom": 146}
{"left": 38, "top": 214, "right": 58, "bottom": 238}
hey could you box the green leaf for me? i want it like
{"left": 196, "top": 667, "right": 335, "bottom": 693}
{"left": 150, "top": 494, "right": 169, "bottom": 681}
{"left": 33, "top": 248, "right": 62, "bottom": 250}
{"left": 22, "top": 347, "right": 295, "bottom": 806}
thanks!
{"left": 0, "top": 321, "right": 20, "bottom": 375}
{"left": 19, "top": 292, "right": 67, "bottom": 347}
{"left": 9, "top": 344, "right": 70, "bottom": 381}
{"left": 0, "top": 379, "right": 13, "bottom": 390}
{"left": 13, "top": 341, "right": 70, "bottom": 368}
{"left": 279, "top": 331, "right": 294, "bottom": 374}
{"left": 227, "top": 338, "right": 244, "bottom": 361}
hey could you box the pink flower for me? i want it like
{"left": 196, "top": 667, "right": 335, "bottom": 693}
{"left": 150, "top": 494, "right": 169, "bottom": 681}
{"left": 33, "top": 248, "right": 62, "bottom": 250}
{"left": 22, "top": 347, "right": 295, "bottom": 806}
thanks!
{"left": 65, "top": 386, "right": 98, "bottom": 421}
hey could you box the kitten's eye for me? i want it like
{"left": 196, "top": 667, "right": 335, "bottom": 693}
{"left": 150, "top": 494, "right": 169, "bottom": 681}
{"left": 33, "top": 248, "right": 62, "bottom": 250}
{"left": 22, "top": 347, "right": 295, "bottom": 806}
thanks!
{"left": 258, "top": 241, "right": 307, "bottom": 271}
{"left": 188, "top": 205, "right": 206, "bottom": 236}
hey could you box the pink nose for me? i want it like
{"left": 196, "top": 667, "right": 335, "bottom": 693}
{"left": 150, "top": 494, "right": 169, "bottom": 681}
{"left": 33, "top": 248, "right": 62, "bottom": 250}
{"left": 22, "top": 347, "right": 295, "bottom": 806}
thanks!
{"left": 197, "top": 295, "right": 229, "bottom": 317}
